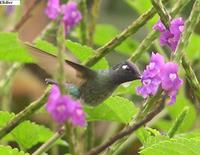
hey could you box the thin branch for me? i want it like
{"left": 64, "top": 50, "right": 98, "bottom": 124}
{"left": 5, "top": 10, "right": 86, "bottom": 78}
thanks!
{"left": 0, "top": 63, "right": 22, "bottom": 90}
{"left": 87, "top": 98, "right": 165, "bottom": 155}
{"left": 79, "top": 0, "right": 88, "bottom": 45}
{"left": 32, "top": 127, "right": 65, "bottom": 155}
{"left": 88, "top": 0, "right": 100, "bottom": 46}
{"left": 83, "top": 0, "right": 169, "bottom": 67}
{"left": 85, "top": 122, "right": 94, "bottom": 150}
{"left": 65, "top": 123, "right": 77, "bottom": 155}
{"left": 57, "top": 23, "right": 66, "bottom": 93}
{"left": 168, "top": 106, "right": 189, "bottom": 138}
{"left": 129, "top": 31, "right": 159, "bottom": 62}
{"left": 151, "top": 0, "right": 171, "bottom": 28}
{"left": 181, "top": 55, "right": 200, "bottom": 103}
{"left": 174, "top": 0, "right": 200, "bottom": 62}
{"left": 0, "top": 86, "right": 51, "bottom": 139}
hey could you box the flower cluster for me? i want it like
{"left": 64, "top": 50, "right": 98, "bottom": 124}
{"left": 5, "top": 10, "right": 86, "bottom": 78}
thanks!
{"left": 45, "top": 0, "right": 82, "bottom": 34}
{"left": 46, "top": 85, "right": 86, "bottom": 127}
{"left": 136, "top": 52, "right": 182, "bottom": 104}
{"left": 153, "top": 18, "right": 184, "bottom": 51}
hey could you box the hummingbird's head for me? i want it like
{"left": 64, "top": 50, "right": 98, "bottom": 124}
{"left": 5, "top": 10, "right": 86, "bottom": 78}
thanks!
{"left": 111, "top": 60, "right": 141, "bottom": 84}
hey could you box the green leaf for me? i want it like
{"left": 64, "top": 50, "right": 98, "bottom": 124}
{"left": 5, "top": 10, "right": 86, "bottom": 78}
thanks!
{"left": 93, "top": 24, "right": 138, "bottom": 55}
{"left": 141, "top": 132, "right": 200, "bottom": 154}
{"left": 177, "top": 131, "right": 200, "bottom": 139}
{"left": 0, "top": 32, "right": 33, "bottom": 62}
{"left": 0, "top": 111, "right": 15, "bottom": 127}
{"left": 0, "top": 146, "right": 29, "bottom": 155}
{"left": 140, "top": 137, "right": 200, "bottom": 155}
{"left": 66, "top": 40, "right": 109, "bottom": 70}
{"left": 0, "top": 111, "right": 66, "bottom": 149}
{"left": 34, "top": 39, "right": 108, "bottom": 70}
{"left": 12, "top": 121, "right": 39, "bottom": 149}
{"left": 186, "top": 33, "right": 200, "bottom": 60}
{"left": 11, "top": 121, "right": 66, "bottom": 149}
{"left": 0, "top": 112, "right": 15, "bottom": 142}
{"left": 84, "top": 96, "right": 138, "bottom": 123}
{"left": 135, "top": 127, "right": 152, "bottom": 144}
{"left": 114, "top": 80, "right": 141, "bottom": 95}
{"left": 34, "top": 39, "right": 58, "bottom": 56}
{"left": 143, "top": 135, "right": 169, "bottom": 148}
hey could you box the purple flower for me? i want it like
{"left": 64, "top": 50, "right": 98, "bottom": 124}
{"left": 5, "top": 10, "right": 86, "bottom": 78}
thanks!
{"left": 68, "top": 102, "right": 86, "bottom": 127}
{"left": 160, "top": 62, "right": 183, "bottom": 104}
{"left": 136, "top": 77, "right": 161, "bottom": 98}
{"left": 46, "top": 85, "right": 86, "bottom": 126}
{"left": 44, "top": 0, "right": 82, "bottom": 34}
{"left": 136, "top": 53, "right": 164, "bottom": 98}
{"left": 170, "top": 18, "right": 184, "bottom": 38}
{"left": 61, "top": 2, "right": 82, "bottom": 33}
{"left": 45, "top": 0, "right": 61, "bottom": 20}
{"left": 136, "top": 53, "right": 183, "bottom": 104}
{"left": 153, "top": 18, "right": 184, "bottom": 51}
{"left": 145, "top": 52, "right": 165, "bottom": 77}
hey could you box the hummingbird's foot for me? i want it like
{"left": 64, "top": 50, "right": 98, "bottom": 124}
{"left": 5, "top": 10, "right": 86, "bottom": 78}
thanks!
{"left": 45, "top": 78, "right": 58, "bottom": 85}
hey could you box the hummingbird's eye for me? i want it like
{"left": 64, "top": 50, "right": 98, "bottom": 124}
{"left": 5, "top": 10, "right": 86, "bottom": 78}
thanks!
{"left": 122, "top": 64, "right": 130, "bottom": 70}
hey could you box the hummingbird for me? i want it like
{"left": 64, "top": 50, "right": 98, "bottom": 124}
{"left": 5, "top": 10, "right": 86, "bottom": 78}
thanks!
{"left": 25, "top": 44, "right": 141, "bottom": 105}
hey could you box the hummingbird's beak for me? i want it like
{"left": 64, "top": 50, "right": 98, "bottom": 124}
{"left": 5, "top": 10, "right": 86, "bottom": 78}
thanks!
{"left": 134, "top": 69, "right": 141, "bottom": 80}
{"left": 126, "top": 60, "right": 141, "bottom": 80}
{"left": 136, "top": 71, "right": 142, "bottom": 80}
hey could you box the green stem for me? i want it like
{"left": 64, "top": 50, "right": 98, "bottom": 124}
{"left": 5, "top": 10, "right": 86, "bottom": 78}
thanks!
{"left": 32, "top": 127, "right": 65, "bottom": 155}
{"left": 129, "top": 31, "right": 159, "bottom": 62}
{"left": 88, "top": 0, "right": 100, "bottom": 46}
{"left": 65, "top": 123, "right": 76, "bottom": 155}
{"left": 57, "top": 23, "right": 66, "bottom": 93}
{"left": 0, "top": 62, "right": 22, "bottom": 90}
{"left": 138, "top": 89, "right": 163, "bottom": 120}
{"left": 129, "top": 0, "right": 190, "bottom": 62}
{"left": 168, "top": 107, "right": 189, "bottom": 138}
{"left": 174, "top": 0, "right": 200, "bottom": 62}
{"left": 151, "top": 0, "right": 171, "bottom": 28}
{"left": 83, "top": 0, "right": 169, "bottom": 67}
{"left": 181, "top": 56, "right": 200, "bottom": 103}
{"left": 0, "top": 86, "right": 51, "bottom": 139}
{"left": 86, "top": 122, "right": 94, "bottom": 150}
{"left": 79, "top": 0, "right": 88, "bottom": 45}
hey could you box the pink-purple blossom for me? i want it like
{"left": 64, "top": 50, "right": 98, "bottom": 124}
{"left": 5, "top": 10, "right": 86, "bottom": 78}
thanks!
{"left": 160, "top": 62, "right": 183, "bottom": 104}
{"left": 45, "top": 0, "right": 60, "bottom": 20}
{"left": 136, "top": 53, "right": 164, "bottom": 98}
{"left": 61, "top": 2, "right": 82, "bottom": 34}
{"left": 153, "top": 17, "right": 184, "bottom": 51}
{"left": 44, "top": 0, "right": 82, "bottom": 34}
{"left": 136, "top": 52, "right": 182, "bottom": 104}
{"left": 46, "top": 85, "right": 86, "bottom": 126}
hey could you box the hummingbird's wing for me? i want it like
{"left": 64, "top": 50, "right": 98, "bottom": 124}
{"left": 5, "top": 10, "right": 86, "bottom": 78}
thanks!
{"left": 24, "top": 43, "right": 96, "bottom": 86}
